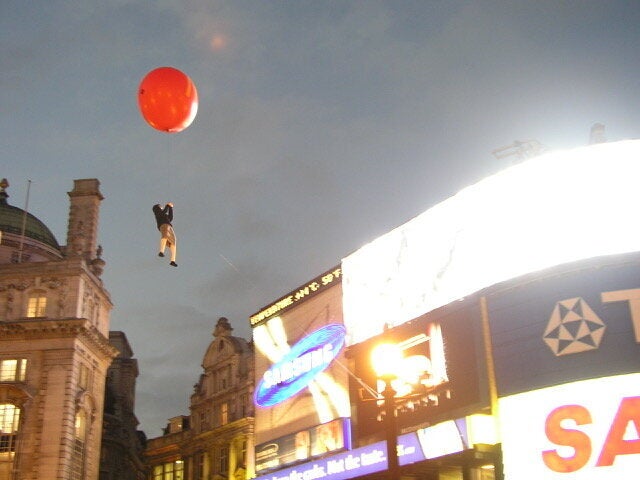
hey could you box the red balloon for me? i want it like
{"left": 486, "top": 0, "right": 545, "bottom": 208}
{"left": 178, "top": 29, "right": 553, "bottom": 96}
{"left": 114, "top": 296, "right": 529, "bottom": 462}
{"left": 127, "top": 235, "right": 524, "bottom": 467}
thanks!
{"left": 137, "top": 67, "right": 198, "bottom": 133}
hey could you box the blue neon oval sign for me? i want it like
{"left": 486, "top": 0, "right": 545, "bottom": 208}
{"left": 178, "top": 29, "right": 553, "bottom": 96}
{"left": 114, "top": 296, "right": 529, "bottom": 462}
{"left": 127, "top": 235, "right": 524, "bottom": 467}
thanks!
{"left": 255, "top": 324, "right": 346, "bottom": 407}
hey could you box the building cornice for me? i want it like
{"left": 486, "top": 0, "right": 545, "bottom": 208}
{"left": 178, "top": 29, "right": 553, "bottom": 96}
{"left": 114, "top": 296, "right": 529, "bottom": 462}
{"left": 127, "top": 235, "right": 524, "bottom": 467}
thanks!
{"left": 0, "top": 318, "right": 118, "bottom": 360}
{"left": 0, "top": 257, "right": 111, "bottom": 301}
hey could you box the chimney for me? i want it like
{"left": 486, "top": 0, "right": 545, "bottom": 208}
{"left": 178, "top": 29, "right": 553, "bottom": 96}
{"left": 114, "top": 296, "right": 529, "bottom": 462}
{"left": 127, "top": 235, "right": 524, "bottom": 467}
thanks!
{"left": 66, "top": 179, "right": 104, "bottom": 262}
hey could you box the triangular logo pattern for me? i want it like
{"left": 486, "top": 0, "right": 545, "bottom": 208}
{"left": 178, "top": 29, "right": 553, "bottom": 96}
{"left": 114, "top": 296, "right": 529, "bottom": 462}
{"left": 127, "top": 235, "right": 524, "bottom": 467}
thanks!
{"left": 543, "top": 297, "right": 606, "bottom": 356}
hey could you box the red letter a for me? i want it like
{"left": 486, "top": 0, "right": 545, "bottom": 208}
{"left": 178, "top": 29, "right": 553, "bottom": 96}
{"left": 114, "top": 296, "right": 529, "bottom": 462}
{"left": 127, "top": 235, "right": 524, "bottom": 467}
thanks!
{"left": 597, "top": 396, "right": 640, "bottom": 466}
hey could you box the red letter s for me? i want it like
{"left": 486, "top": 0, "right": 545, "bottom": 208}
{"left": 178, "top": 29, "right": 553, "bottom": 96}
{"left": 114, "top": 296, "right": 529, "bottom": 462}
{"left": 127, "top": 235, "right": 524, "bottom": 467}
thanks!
{"left": 542, "top": 405, "right": 592, "bottom": 472}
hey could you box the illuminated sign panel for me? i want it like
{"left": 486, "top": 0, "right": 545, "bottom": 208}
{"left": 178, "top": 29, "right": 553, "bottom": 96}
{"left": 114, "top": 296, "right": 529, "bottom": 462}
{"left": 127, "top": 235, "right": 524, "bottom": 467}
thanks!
{"left": 255, "top": 418, "right": 351, "bottom": 474}
{"left": 499, "top": 373, "right": 640, "bottom": 479}
{"left": 254, "top": 415, "right": 493, "bottom": 480}
{"left": 486, "top": 254, "right": 640, "bottom": 397}
{"left": 343, "top": 140, "right": 640, "bottom": 345}
{"left": 255, "top": 324, "right": 346, "bottom": 407}
{"left": 254, "top": 440, "right": 390, "bottom": 480}
{"left": 253, "top": 278, "right": 349, "bottom": 447}
{"left": 350, "top": 298, "right": 487, "bottom": 439}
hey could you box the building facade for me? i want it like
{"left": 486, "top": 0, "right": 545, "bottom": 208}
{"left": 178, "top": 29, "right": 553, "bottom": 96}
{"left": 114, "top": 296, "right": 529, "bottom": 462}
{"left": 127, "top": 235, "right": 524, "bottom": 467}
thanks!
{"left": 0, "top": 178, "right": 118, "bottom": 480}
{"left": 144, "top": 317, "right": 255, "bottom": 480}
{"left": 100, "top": 331, "right": 147, "bottom": 480}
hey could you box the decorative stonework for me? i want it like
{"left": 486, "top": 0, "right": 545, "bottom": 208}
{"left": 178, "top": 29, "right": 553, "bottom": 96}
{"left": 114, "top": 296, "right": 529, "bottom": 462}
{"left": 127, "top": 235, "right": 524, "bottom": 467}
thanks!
{"left": 0, "top": 281, "right": 29, "bottom": 291}
{"left": 0, "top": 179, "right": 113, "bottom": 480}
{"left": 76, "top": 391, "right": 97, "bottom": 423}
{"left": 42, "top": 277, "right": 62, "bottom": 290}
{"left": 57, "top": 281, "right": 69, "bottom": 317}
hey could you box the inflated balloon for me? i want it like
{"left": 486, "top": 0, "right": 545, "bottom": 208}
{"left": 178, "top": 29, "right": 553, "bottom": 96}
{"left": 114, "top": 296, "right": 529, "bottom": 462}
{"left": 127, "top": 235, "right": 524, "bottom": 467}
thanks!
{"left": 137, "top": 67, "right": 198, "bottom": 133}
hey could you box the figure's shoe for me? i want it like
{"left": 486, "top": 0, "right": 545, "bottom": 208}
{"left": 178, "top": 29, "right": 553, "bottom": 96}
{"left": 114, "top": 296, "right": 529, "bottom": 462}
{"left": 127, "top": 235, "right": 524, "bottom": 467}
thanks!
{"left": 158, "top": 252, "right": 164, "bottom": 257}
{"left": 170, "top": 261, "right": 178, "bottom": 267}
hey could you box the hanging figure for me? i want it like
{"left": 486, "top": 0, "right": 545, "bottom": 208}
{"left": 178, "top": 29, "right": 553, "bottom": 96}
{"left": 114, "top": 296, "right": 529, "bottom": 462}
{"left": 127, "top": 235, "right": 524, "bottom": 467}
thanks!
{"left": 153, "top": 202, "right": 178, "bottom": 267}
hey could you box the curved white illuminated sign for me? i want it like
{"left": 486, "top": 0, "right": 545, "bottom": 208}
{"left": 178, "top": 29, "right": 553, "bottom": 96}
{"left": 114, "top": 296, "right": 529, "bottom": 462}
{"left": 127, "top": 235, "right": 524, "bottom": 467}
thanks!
{"left": 343, "top": 140, "right": 640, "bottom": 344}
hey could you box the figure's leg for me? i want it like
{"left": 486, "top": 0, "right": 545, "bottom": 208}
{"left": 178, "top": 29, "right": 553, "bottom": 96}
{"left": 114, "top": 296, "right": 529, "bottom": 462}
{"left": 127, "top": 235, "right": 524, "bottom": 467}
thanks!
{"left": 167, "top": 226, "right": 177, "bottom": 266}
{"left": 158, "top": 225, "right": 170, "bottom": 256}
{"left": 159, "top": 237, "right": 167, "bottom": 255}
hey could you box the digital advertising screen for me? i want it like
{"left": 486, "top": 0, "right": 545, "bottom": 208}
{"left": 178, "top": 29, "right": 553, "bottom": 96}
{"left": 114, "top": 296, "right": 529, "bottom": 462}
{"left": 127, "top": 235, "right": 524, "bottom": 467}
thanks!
{"left": 251, "top": 267, "right": 350, "bottom": 449}
{"left": 486, "top": 252, "right": 640, "bottom": 397}
{"left": 499, "top": 373, "right": 640, "bottom": 479}
{"left": 349, "top": 297, "right": 488, "bottom": 440}
{"left": 255, "top": 418, "right": 351, "bottom": 474}
{"left": 342, "top": 140, "right": 640, "bottom": 345}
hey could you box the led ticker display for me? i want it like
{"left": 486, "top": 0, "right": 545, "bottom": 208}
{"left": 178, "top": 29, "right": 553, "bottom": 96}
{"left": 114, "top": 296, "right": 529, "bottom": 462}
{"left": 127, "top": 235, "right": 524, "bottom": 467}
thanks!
{"left": 499, "top": 373, "right": 640, "bottom": 479}
{"left": 343, "top": 140, "right": 640, "bottom": 345}
{"left": 250, "top": 266, "right": 342, "bottom": 327}
{"left": 255, "top": 324, "right": 346, "bottom": 407}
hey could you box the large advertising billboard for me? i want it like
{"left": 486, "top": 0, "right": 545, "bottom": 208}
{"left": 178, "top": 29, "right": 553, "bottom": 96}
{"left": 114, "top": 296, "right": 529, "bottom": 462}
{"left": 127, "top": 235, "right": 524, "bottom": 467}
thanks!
{"left": 350, "top": 297, "right": 488, "bottom": 440}
{"left": 342, "top": 140, "right": 640, "bottom": 345}
{"left": 486, "top": 253, "right": 640, "bottom": 397}
{"left": 499, "top": 373, "right": 640, "bottom": 479}
{"left": 251, "top": 267, "right": 350, "bottom": 472}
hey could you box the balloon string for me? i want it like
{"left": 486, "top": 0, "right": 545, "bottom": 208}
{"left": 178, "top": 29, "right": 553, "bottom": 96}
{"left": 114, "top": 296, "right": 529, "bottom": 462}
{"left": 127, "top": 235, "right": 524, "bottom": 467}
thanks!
{"left": 165, "top": 135, "right": 172, "bottom": 196}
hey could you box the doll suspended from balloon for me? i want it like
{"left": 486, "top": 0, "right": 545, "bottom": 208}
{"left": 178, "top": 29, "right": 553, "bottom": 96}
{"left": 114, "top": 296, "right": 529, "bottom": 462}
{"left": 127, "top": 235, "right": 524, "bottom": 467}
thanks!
{"left": 138, "top": 67, "right": 198, "bottom": 267}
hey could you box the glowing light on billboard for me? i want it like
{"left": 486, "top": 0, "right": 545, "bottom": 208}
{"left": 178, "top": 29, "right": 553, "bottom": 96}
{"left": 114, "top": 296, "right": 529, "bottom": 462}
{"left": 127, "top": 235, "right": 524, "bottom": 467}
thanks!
{"left": 499, "top": 373, "right": 640, "bottom": 479}
{"left": 371, "top": 323, "right": 449, "bottom": 401}
{"left": 343, "top": 140, "right": 640, "bottom": 344}
{"left": 254, "top": 319, "right": 350, "bottom": 419}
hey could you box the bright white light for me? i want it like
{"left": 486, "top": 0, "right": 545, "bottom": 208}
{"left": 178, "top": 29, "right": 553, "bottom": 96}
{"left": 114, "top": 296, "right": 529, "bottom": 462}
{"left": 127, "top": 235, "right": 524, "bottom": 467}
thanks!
{"left": 399, "top": 355, "right": 431, "bottom": 385}
{"left": 371, "top": 343, "right": 404, "bottom": 379}
{"left": 466, "top": 414, "right": 499, "bottom": 446}
{"left": 343, "top": 140, "right": 640, "bottom": 345}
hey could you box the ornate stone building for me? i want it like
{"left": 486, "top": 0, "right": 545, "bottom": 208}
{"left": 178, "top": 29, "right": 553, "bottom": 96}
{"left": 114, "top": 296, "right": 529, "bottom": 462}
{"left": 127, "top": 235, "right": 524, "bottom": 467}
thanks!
{"left": 144, "top": 317, "right": 255, "bottom": 480}
{"left": 100, "top": 331, "right": 147, "bottom": 480}
{"left": 0, "top": 178, "right": 117, "bottom": 479}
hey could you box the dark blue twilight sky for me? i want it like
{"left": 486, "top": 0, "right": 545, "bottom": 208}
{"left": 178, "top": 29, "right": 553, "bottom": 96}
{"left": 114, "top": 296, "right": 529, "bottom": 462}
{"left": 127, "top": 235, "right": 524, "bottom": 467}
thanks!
{"left": 2, "top": 0, "right": 639, "bottom": 435}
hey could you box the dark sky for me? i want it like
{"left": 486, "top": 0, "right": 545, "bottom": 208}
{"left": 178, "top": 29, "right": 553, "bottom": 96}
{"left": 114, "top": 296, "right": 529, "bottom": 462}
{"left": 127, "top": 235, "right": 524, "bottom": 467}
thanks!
{"left": 2, "top": 0, "right": 639, "bottom": 436}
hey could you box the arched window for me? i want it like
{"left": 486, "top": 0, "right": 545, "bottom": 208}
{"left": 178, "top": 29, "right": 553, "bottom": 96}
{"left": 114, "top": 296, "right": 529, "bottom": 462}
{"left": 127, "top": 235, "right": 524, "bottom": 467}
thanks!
{"left": 70, "top": 410, "right": 86, "bottom": 480}
{"left": 0, "top": 383, "right": 30, "bottom": 480}
{"left": 26, "top": 291, "right": 47, "bottom": 318}
{"left": 0, "top": 403, "right": 20, "bottom": 479}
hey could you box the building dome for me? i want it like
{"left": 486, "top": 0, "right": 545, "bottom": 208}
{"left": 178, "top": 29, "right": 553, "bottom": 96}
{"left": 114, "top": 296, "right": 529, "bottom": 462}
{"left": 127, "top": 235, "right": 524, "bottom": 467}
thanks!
{"left": 0, "top": 179, "right": 61, "bottom": 251}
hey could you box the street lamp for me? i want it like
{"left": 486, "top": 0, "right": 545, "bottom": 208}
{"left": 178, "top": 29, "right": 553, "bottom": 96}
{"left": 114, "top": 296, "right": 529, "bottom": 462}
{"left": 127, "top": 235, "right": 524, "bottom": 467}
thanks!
{"left": 371, "top": 343, "right": 404, "bottom": 480}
